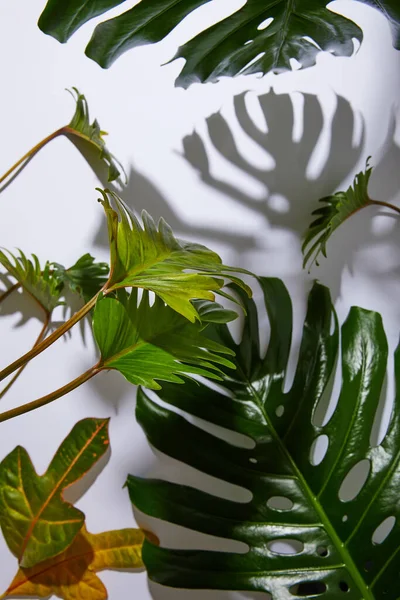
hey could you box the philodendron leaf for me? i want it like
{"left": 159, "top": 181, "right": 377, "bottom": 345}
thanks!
{"left": 303, "top": 161, "right": 374, "bottom": 268}
{"left": 52, "top": 253, "right": 109, "bottom": 303}
{"left": 0, "top": 418, "right": 110, "bottom": 568}
{"left": 128, "top": 277, "right": 400, "bottom": 599}
{"left": 99, "top": 189, "right": 251, "bottom": 322}
{"left": 93, "top": 289, "right": 236, "bottom": 389}
{"left": 0, "top": 249, "right": 64, "bottom": 314}
{"left": 1, "top": 525, "right": 145, "bottom": 600}
{"left": 37, "top": 1, "right": 399, "bottom": 86}
{"left": 64, "top": 87, "right": 126, "bottom": 183}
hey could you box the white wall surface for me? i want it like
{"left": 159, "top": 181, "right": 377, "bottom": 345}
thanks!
{"left": 0, "top": 1, "right": 399, "bottom": 598}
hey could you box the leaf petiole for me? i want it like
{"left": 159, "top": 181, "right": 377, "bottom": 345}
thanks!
{"left": 369, "top": 198, "right": 400, "bottom": 215}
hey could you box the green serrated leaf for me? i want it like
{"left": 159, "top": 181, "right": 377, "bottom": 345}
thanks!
{"left": 98, "top": 189, "right": 251, "bottom": 322}
{"left": 93, "top": 289, "right": 236, "bottom": 390}
{"left": 65, "top": 87, "right": 126, "bottom": 183}
{"left": 127, "top": 277, "right": 399, "bottom": 599}
{"left": 0, "top": 418, "right": 110, "bottom": 569}
{"left": 52, "top": 253, "right": 109, "bottom": 303}
{"left": 303, "top": 160, "right": 374, "bottom": 269}
{"left": 0, "top": 249, "right": 64, "bottom": 314}
{"left": 37, "top": 1, "right": 399, "bottom": 85}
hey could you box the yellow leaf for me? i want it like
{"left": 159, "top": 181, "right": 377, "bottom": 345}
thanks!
{"left": 1, "top": 525, "right": 146, "bottom": 600}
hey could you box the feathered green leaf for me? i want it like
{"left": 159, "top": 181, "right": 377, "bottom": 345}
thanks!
{"left": 93, "top": 289, "right": 236, "bottom": 390}
{"left": 0, "top": 250, "right": 64, "bottom": 314}
{"left": 303, "top": 161, "right": 373, "bottom": 269}
{"left": 51, "top": 253, "right": 109, "bottom": 303}
{"left": 98, "top": 189, "right": 251, "bottom": 322}
{"left": 128, "top": 277, "right": 400, "bottom": 599}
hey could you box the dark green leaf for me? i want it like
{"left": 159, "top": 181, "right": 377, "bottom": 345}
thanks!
{"left": 303, "top": 160, "right": 373, "bottom": 269}
{"left": 52, "top": 253, "right": 109, "bottom": 303}
{"left": 128, "top": 277, "right": 399, "bottom": 599}
{"left": 37, "top": 1, "right": 399, "bottom": 85}
{"left": 93, "top": 289, "right": 236, "bottom": 389}
{"left": 98, "top": 189, "right": 251, "bottom": 322}
{"left": 0, "top": 418, "right": 110, "bottom": 568}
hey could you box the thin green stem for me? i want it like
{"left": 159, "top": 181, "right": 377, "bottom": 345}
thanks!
{"left": 0, "top": 290, "right": 101, "bottom": 383}
{"left": 0, "top": 364, "right": 100, "bottom": 423}
{"left": 0, "top": 127, "right": 65, "bottom": 186}
{"left": 0, "top": 282, "right": 20, "bottom": 305}
{"left": 0, "top": 314, "right": 50, "bottom": 400}
{"left": 369, "top": 199, "right": 400, "bottom": 215}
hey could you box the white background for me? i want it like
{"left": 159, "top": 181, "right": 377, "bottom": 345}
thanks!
{"left": 0, "top": 1, "right": 400, "bottom": 598}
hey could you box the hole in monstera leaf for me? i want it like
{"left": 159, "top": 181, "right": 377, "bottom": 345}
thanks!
{"left": 339, "top": 459, "right": 371, "bottom": 502}
{"left": 342, "top": 515, "right": 348, "bottom": 522}
{"left": 339, "top": 581, "right": 350, "bottom": 592}
{"left": 289, "top": 581, "right": 327, "bottom": 596}
{"left": 244, "top": 39, "right": 253, "bottom": 45}
{"left": 267, "top": 496, "right": 294, "bottom": 511}
{"left": 372, "top": 516, "right": 396, "bottom": 545}
{"left": 309, "top": 435, "right": 329, "bottom": 466}
{"left": 258, "top": 17, "right": 274, "bottom": 30}
{"left": 249, "top": 457, "right": 258, "bottom": 463}
{"left": 239, "top": 52, "right": 266, "bottom": 74}
{"left": 276, "top": 405, "right": 284, "bottom": 417}
{"left": 268, "top": 539, "right": 303, "bottom": 555}
{"left": 316, "top": 545, "right": 329, "bottom": 557}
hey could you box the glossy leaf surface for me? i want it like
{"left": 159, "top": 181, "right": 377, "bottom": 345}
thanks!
{"left": 0, "top": 418, "right": 109, "bottom": 568}
{"left": 1, "top": 525, "right": 144, "bottom": 600}
{"left": 99, "top": 189, "right": 250, "bottom": 322}
{"left": 303, "top": 161, "right": 373, "bottom": 268}
{"left": 38, "top": 1, "right": 399, "bottom": 85}
{"left": 128, "top": 277, "right": 400, "bottom": 599}
{"left": 93, "top": 289, "right": 236, "bottom": 389}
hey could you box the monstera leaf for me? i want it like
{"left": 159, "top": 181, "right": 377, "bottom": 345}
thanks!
{"left": 0, "top": 418, "right": 110, "bottom": 568}
{"left": 99, "top": 189, "right": 251, "bottom": 322}
{"left": 93, "top": 289, "right": 236, "bottom": 389}
{"left": 128, "top": 277, "right": 400, "bottom": 599}
{"left": 37, "top": 1, "right": 399, "bottom": 86}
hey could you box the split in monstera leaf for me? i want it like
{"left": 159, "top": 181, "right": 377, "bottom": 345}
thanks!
{"left": 0, "top": 417, "right": 147, "bottom": 599}
{"left": 0, "top": 87, "right": 125, "bottom": 189}
{"left": 36, "top": 0, "right": 400, "bottom": 86}
{"left": 0, "top": 188, "right": 250, "bottom": 422}
{"left": 303, "top": 159, "right": 400, "bottom": 269}
{"left": 128, "top": 277, "right": 400, "bottom": 599}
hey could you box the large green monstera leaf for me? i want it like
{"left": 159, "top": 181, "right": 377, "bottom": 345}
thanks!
{"left": 37, "top": 1, "right": 400, "bottom": 86}
{"left": 128, "top": 277, "right": 400, "bottom": 599}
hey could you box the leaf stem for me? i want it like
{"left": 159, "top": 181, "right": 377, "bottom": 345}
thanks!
{"left": 0, "top": 127, "right": 65, "bottom": 186}
{"left": 0, "top": 364, "right": 100, "bottom": 423}
{"left": 0, "top": 315, "right": 50, "bottom": 400}
{"left": 0, "top": 291, "right": 101, "bottom": 383}
{"left": 369, "top": 199, "right": 400, "bottom": 215}
{"left": 0, "top": 282, "right": 21, "bottom": 305}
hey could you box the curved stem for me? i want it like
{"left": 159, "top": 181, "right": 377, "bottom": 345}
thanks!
{"left": 0, "top": 290, "right": 101, "bottom": 383}
{"left": 0, "top": 364, "right": 100, "bottom": 424}
{"left": 0, "top": 128, "right": 65, "bottom": 186}
{"left": 0, "top": 282, "right": 21, "bottom": 305}
{"left": 0, "top": 315, "right": 50, "bottom": 400}
{"left": 369, "top": 199, "right": 400, "bottom": 215}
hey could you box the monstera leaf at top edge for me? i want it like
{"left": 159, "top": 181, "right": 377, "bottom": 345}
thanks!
{"left": 128, "top": 277, "right": 400, "bottom": 599}
{"left": 302, "top": 161, "right": 374, "bottom": 269}
{"left": 0, "top": 418, "right": 110, "bottom": 568}
{"left": 0, "top": 249, "right": 64, "bottom": 314}
{"left": 52, "top": 253, "right": 109, "bottom": 303}
{"left": 93, "top": 288, "right": 236, "bottom": 390}
{"left": 98, "top": 189, "right": 251, "bottom": 322}
{"left": 38, "top": 0, "right": 399, "bottom": 86}
{"left": 1, "top": 525, "right": 146, "bottom": 600}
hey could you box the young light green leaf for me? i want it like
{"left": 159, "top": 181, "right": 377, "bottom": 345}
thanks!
{"left": 0, "top": 418, "right": 110, "bottom": 569}
{"left": 0, "top": 249, "right": 64, "bottom": 314}
{"left": 37, "top": 0, "right": 399, "bottom": 86}
{"left": 303, "top": 161, "right": 373, "bottom": 269}
{"left": 52, "top": 253, "right": 109, "bottom": 303}
{"left": 98, "top": 189, "right": 251, "bottom": 322}
{"left": 93, "top": 289, "right": 236, "bottom": 390}
{"left": 128, "top": 277, "right": 400, "bottom": 599}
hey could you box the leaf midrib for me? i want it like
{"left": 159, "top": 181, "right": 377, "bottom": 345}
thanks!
{"left": 245, "top": 377, "right": 374, "bottom": 599}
